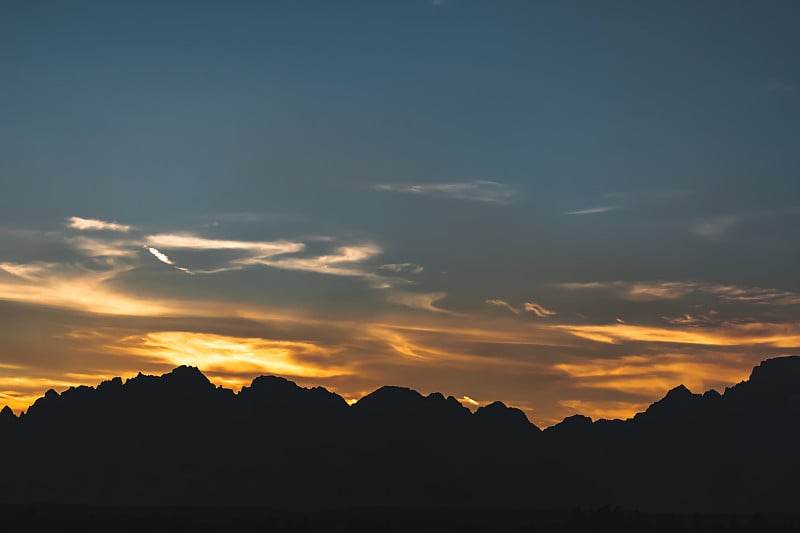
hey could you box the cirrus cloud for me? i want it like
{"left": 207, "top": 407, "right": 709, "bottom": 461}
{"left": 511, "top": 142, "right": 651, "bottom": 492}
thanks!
{"left": 373, "top": 180, "right": 515, "bottom": 204}
{"left": 67, "top": 217, "right": 133, "bottom": 232}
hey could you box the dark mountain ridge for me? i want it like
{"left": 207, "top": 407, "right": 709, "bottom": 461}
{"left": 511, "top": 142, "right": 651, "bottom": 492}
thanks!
{"left": 1, "top": 356, "right": 799, "bottom": 512}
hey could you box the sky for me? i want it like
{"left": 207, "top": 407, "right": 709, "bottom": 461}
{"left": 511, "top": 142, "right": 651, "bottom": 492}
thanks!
{"left": 1, "top": 0, "right": 799, "bottom": 426}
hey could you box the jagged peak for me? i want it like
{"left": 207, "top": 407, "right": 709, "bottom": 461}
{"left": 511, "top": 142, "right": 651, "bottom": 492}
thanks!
{"left": 360, "top": 385, "right": 422, "bottom": 400}
{"left": 354, "top": 385, "right": 422, "bottom": 407}
{"left": 664, "top": 384, "right": 693, "bottom": 399}
{"left": 164, "top": 365, "right": 213, "bottom": 388}
{"left": 0, "top": 405, "right": 16, "bottom": 419}
{"left": 476, "top": 400, "right": 509, "bottom": 413}
{"left": 703, "top": 389, "right": 721, "bottom": 399}
{"left": 560, "top": 413, "right": 593, "bottom": 425}
{"left": 475, "top": 401, "right": 537, "bottom": 429}
{"left": 546, "top": 414, "right": 593, "bottom": 434}
{"left": 242, "top": 375, "right": 345, "bottom": 403}
{"left": 168, "top": 365, "right": 207, "bottom": 378}
{"left": 248, "top": 374, "right": 298, "bottom": 390}
{"left": 426, "top": 391, "right": 445, "bottom": 402}
{"left": 748, "top": 355, "right": 800, "bottom": 384}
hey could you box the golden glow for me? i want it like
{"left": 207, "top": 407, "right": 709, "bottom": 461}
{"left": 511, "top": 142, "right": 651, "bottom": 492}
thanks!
{"left": 0, "top": 275, "right": 171, "bottom": 316}
{"left": 549, "top": 352, "right": 762, "bottom": 422}
{"left": 554, "top": 351, "right": 753, "bottom": 398}
{"left": 118, "top": 331, "right": 351, "bottom": 380}
{"left": 0, "top": 375, "right": 100, "bottom": 415}
{"left": 364, "top": 324, "right": 557, "bottom": 367}
{"left": 461, "top": 396, "right": 480, "bottom": 407}
{"left": 553, "top": 322, "right": 800, "bottom": 347}
{"left": 558, "top": 399, "right": 651, "bottom": 422}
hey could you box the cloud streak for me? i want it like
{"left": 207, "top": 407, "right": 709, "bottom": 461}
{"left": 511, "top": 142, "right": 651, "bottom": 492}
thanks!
{"left": 524, "top": 301, "right": 557, "bottom": 317}
{"left": 145, "top": 233, "right": 389, "bottom": 283}
{"left": 373, "top": 180, "right": 514, "bottom": 204}
{"left": 388, "top": 292, "right": 454, "bottom": 314}
{"left": 67, "top": 217, "right": 133, "bottom": 232}
{"left": 379, "top": 263, "right": 424, "bottom": 274}
{"left": 485, "top": 299, "right": 521, "bottom": 315}
{"left": 556, "top": 280, "right": 800, "bottom": 305}
{"left": 564, "top": 205, "right": 619, "bottom": 216}
{"left": 486, "top": 299, "right": 556, "bottom": 317}
{"left": 553, "top": 321, "right": 800, "bottom": 348}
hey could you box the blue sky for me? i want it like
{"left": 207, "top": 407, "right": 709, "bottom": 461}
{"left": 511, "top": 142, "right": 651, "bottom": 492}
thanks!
{"left": 1, "top": 0, "right": 799, "bottom": 425}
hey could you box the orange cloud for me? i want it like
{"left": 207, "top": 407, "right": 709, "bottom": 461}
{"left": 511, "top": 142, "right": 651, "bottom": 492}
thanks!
{"left": 551, "top": 352, "right": 759, "bottom": 421}
{"left": 0, "top": 374, "right": 106, "bottom": 414}
{"left": 0, "top": 266, "right": 174, "bottom": 316}
{"left": 114, "top": 331, "right": 352, "bottom": 386}
{"left": 553, "top": 322, "right": 800, "bottom": 348}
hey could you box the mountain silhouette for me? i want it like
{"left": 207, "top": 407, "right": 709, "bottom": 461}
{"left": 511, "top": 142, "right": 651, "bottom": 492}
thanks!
{"left": 1, "top": 356, "right": 799, "bottom": 513}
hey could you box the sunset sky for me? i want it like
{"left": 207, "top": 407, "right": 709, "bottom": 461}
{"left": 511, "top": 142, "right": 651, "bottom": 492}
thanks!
{"left": 2, "top": 1, "right": 799, "bottom": 426}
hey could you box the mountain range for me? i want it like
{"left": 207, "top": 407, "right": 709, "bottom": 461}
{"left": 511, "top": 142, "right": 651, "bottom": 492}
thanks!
{"left": 1, "top": 356, "right": 798, "bottom": 512}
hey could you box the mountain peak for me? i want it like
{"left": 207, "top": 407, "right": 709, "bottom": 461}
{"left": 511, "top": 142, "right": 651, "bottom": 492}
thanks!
{"left": 163, "top": 365, "right": 213, "bottom": 389}
{"left": 665, "top": 384, "right": 693, "bottom": 399}
{"left": 474, "top": 401, "right": 539, "bottom": 432}
{"left": 1, "top": 357, "right": 800, "bottom": 511}
{"left": 353, "top": 385, "right": 423, "bottom": 411}
{"left": 748, "top": 355, "right": 800, "bottom": 388}
{"left": 248, "top": 374, "right": 298, "bottom": 391}
{"left": 0, "top": 405, "right": 16, "bottom": 420}
{"left": 548, "top": 413, "right": 593, "bottom": 434}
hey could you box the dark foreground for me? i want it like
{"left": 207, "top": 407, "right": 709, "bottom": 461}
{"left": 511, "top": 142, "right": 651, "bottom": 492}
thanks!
{"left": 3, "top": 357, "right": 800, "bottom": 513}
{"left": 1, "top": 506, "right": 799, "bottom": 533}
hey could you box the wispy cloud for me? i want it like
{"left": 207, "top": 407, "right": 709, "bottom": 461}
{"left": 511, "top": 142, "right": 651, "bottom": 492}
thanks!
{"left": 0, "top": 262, "right": 55, "bottom": 282}
{"left": 379, "top": 263, "right": 424, "bottom": 274}
{"left": 564, "top": 205, "right": 619, "bottom": 216}
{"left": 553, "top": 321, "right": 800, "bottom": 348}
{"left": 146, "top": 233, "right": 304, "bottom": 255}
{"left": 523, "top": 301, "right": 557, "bottom": 317}
{"left": 67, "top": 216, "right": 133, "bottom": 232}
{"left": 373, "top": 180, "right": 514, "bottom": 204}
{"left": 690, "top": 215, "right": 740, "bottom": 238}
{"left": 388, "top": 291, "right": 454, "bottom": 314}
{"left": 145, "top": 233, "right": 305, "bottom": 274}
{"left": 701, "top": 285, "right": 800, "bottom": 305}
{"left": 557, "top": 281, "right": 695, "bottom": 301}
{"left": 661, "top": 311, "right": 718, "bottom": 326}
{"left": 485, "top": 299, "right": 520, "bottom": 315}
{"left": 0, "top": 261, "right": 182, "bottom": 316}
{"left": 146, "top": 233, "right": 393, "bottom": 284}
{"left": 117, "top": 331, "right": 350, "bottom": 379}
{"left": 565, "top": 189, "right": 691, "bottom": 217}
{"left": 556, "top": 280, "right": 800, "bottom": 305}
{"left": 261, "top": 245, "right": 384, "bottom": 279}
{"left": 485, "top": 299, "right": 556, "bottom": 317}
